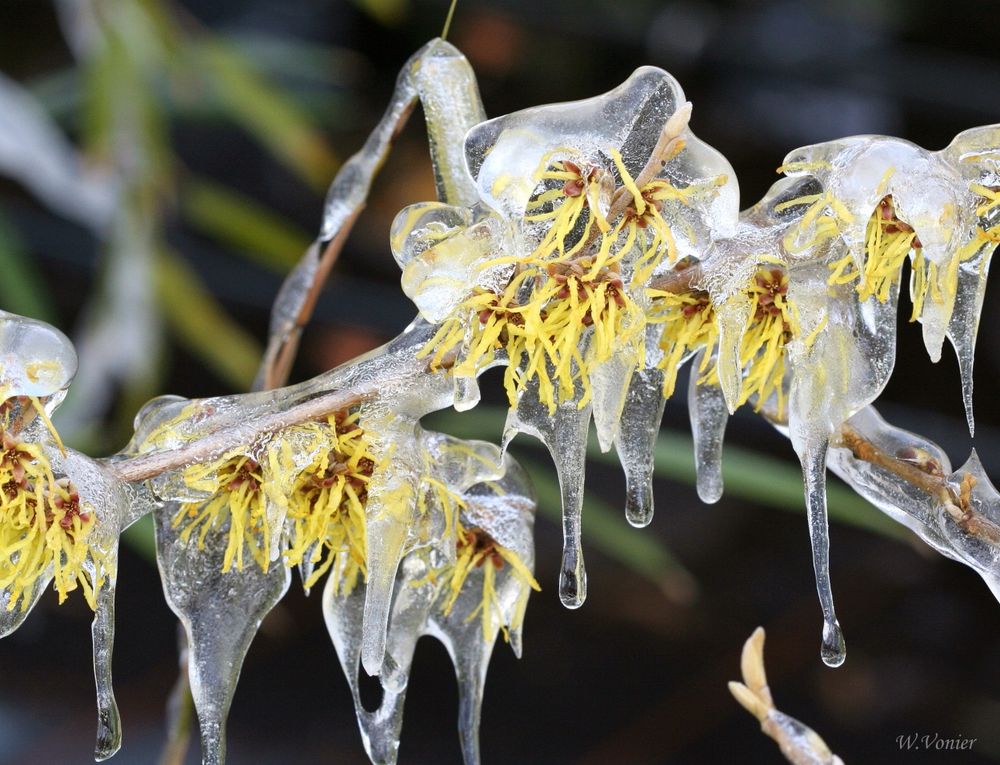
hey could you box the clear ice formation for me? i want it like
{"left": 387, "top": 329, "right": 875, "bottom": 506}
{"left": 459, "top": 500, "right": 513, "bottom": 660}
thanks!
{"left": 325, "top": 454, "right": 536, "bottom": 765}
{"left": 2, "top": 38, "right": 1000, "bottom": 765}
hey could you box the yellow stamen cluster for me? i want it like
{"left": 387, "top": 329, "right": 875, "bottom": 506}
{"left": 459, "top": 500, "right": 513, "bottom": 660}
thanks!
{"left": 439, "top": 521, "right": 540, "bottom": 640}
{"left": 422, "top": 154, "right": 699, "bottom": 413}
{"left": 734, "top": 265, "right": 799, "bottom": 416}
{"left": 826, "top": 196, "right": 923, "bottom": 305}
{"left": 0, "top": 409, "right": 105, "bottom": 611}
{"left": 649, "top": 263, "right": 799, "bottom": 417}
{"left": 648, "top": 286, "right": 718, "bottom": 398}
{"left": 284, "top": 411, "right": 374, "bottom": 595}
{"left": 175, "top": 454, "right": 271, "bottom": 572}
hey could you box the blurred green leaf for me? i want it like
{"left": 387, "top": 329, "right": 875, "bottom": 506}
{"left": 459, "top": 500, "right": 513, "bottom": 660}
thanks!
{"left": 349, "top": 0, "right": 410, "bottom": 26}
{"left": 181, "top": 176, "right": 311, "bottom": 273}
{"left": 0, "top": 212, "right": 56, "bottom": 322}
{"left": 156, "top": 251, "right": 262, "bottom": 389}
{"left": 190, "top": 39, "right": 339, "bottom": 189}
{"left": 225, "top": 33, "right": 363, "bottom": 88}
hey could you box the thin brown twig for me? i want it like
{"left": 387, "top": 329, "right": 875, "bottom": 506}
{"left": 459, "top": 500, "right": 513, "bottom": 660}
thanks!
{"left": 834, "top": 425, "right": 1000, "bottom": 544}
{"left": 258, "top": 212, "right": 361, "bottom": 391}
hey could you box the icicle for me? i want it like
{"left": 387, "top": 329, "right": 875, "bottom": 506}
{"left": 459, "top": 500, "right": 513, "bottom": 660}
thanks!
{"left": 614, "top": 366, "right": 666, "bottom": 527}
{"left": 590, "top": 351, "right": 637, "bottom": 454}
{"left": 92, "top": 577, "right": 121, "bottom": 761}
{"left": 503, "top": 380, "right": 590, "bottom": 608}
{"left": 797, "top": 437, "right": 845, "bottom": 668}
{"left": 946, "top": 253, "right": 989, "bottom": 436}
{"left": 323, "top": 557, "right": 412, "bottom": 765}
{"left": 687, "top": 351, "right": 728, "bottom": 504}
{"left": 326, "top": 454, "right": 537, "bottom": 765}
{"left": 154, "top": 507, "right": 291, "bottom": 765}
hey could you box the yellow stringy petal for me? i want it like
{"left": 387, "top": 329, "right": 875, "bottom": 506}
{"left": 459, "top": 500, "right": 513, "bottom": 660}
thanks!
{"left": 0, "top": 423, "right": 107, "bottom": 611}
{"left": 439, "top": 522, "right": 540, "bottom": 641}
{"left": 284, "top": 411, "right": 374, "bottom": 595}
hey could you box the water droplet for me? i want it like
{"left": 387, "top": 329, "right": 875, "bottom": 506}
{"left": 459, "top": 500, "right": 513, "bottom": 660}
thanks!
{"left": 821, "top": 620, "right": 846, "bottom": 668}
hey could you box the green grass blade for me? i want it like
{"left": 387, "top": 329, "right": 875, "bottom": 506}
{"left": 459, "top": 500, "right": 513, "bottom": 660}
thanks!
{"left": 156, "top": 251, "right": 262, "bottom": 389}
{"left": 181, "top": 176, "right": 311, "bottom": 273}
{"left": 0, "top": 213, "right": 56, "bottom": 322}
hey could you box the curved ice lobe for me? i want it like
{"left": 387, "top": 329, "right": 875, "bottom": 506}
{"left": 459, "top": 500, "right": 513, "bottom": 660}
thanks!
{"left": 154, "top": 507, "right": 290, "bottom": 765}
{"left": 324, "top": 456, "right": 537, "bottom": 765}
{"left": 0, "top": 309, "right": 77, "bottom": 405}
{"left": 502, "top": 376, "right": 590, "bottom": 609}
{"left": 464, "top": 66, "right": 737, "bottom": 241}
{"left": 780, "top": 133, "right": 987, "bottom": 366}
{"left": 828, "top": 406, "right": 1000, "bottom": 604}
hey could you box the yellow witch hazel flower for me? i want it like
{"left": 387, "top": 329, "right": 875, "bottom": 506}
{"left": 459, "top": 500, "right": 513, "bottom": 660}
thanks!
{"left": 390, "top": 66, "right": 737, "bottom": 417}
{"left": 0, "top": 309, "right": 138, "bottom": 759}
{"left": 389, "top": 69, "right": 738, "bottom": 610}
{"left": 0, "top": 310, "right": 106, "bottom": 615}
{"left": 777, "top": 129, "right": 1000, "bottom": 431}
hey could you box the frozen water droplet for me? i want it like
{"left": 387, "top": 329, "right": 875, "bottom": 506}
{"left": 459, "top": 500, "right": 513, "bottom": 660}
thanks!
{"left": 821, "top": 619, "right": 846, "bottom": 668}
{"left": 559, "top": 550, "right": 587, "bottom": 609}
{"left": 688, "top": 354, "right": 727, "bottom": 504}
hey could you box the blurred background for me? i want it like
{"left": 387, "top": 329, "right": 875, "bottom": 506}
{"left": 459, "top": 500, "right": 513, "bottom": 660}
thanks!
{"left": 1, "top": 0, "right": 999, "bottom": 762}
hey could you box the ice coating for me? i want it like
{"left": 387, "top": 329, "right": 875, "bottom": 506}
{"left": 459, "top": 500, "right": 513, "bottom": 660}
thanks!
{"left": 652, "top": 174, "right": 895, "bottom": 663}
{"left": 464, "top": 66, "right": 737, "bottom": 235}
{"left": 155, "top": 507, "right": 291, "bottom": 765}
{"left": 324, "top": 455, "right": 536, "bottom": 765}
{"left": 781, "top": 131, "right": 996, "bottom": 378}
{"left": 389, "top": 65, "right": 739, "bottom": 607}
{"left": 827, "top": 407, "right": 1000, "bottom": 601}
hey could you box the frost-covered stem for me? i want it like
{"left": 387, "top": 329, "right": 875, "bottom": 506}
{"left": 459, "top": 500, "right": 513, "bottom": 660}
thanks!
{"left": 835, "top": 425, "right": 1000, "bottom": 543}
{"left": 257, "top": 235, "right": 358, "bottom": 391}
{"left": 648, "top": 262, "right": 702, "bottom": 293}
{"left": 108, "top": 387, "right": 369, "bottom": 482}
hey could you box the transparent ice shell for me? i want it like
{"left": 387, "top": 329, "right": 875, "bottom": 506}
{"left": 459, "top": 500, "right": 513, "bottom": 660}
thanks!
{"left": 465, "top": 66, "right": 738, "bottom": 243}
{"left": 0, "top": 309, "right": 77, "bottom": 406}
{"left": 324, "top": 454, "right": 536, "bottom": 765}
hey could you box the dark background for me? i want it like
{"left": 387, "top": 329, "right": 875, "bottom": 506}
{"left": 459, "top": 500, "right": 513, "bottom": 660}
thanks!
{"left": 1, "top": 0, "right": 999, "bottom": 763}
